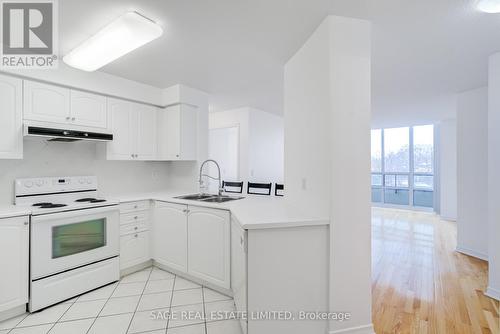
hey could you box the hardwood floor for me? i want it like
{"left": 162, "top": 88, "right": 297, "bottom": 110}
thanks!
{"left": 372, "top": 208, "right": 499, "bottom": 334}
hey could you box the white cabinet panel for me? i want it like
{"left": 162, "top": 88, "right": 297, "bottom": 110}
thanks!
{"left": 231, "top": 217, "right": 247, "bottom": 334}
{"left": 153, "top": 202, "right": 188, "bottom": 272}
{"left": 107, "top": 98, "right": 134, "bottom": 160}
{"left": 70, "top": 90, "right": 107, "bottom": 129}
{"left": 157, "top": 105, "right": 197, "bottom": 161}
{"left": 0, "top": 216, "right": 29, "bottom": 313}
{"left": 0, "top": 74, "right": 23, "bottom": 159}
{"left": 188, "top": 206, "right": 230, "bottom": 289}
{"left": 136, "top": 104, "right": 157, "bottom": 160}
{"left": 120, "top": 231, "right": 150, "bottom": 270}
{"left": 24, "top": 81, "right": 70, "bottom": 124}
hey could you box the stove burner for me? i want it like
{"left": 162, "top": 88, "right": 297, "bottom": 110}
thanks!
{"left": 75, "top": 198, "right": 106, "bottom": 203}
{"left": 75, "top": 198, "right": 97, "bottom": 202}
{"left": 33, "top": 202, "right": 53, "bottom": 207}
{"left": 36, "top": 203, "right": 68, "bottom": 209}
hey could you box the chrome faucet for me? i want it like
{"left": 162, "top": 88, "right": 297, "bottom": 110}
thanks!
{"left": 199, "top": 159, "right": 223, "bottom": 196}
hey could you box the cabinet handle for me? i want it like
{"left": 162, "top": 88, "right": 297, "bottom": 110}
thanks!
{"left": 66, "top": 116, "right": 70, "bottom": 121}
{"left": 134, "top": 205, "right": 138, "bottom": 209}
{"left": 24, "top": 221, "right": 29, "bottom": 225}
{"left": 134, "top": 226, "right": 138, "bottom": 230}
{"left": 134, "top": 216, "right": 138, "bottom": 219}
{"left": 176, "top": 154, "right": 180, "bottom": 158}
{"left": 71, "top": 117, "right": 76, "bottom": 121}
{"left": 134, "top": 234, "right": 138, "bottom": 238}
{"left": 131, "top": 154, "right": 134, "bottom": 158}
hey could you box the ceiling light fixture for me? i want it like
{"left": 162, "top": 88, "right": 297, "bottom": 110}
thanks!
{"left": 63, "top": 11, "right": 163, "bottom": 71}
{"left": 477, "top": 0, "right": 500, "bottom": 13}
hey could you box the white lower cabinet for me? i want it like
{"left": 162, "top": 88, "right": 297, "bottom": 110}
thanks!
{"left": 120, "top": 231, "right": 150, "bottom": 270}
{"left": 119, "top": 201, "right": 150, "bottom": 271}
{"left": 152, "top": 202, "right": 230, "bottom": 289}
{"left": 188, "top": 206, "right": 230, "bottom": 289}
{"left": 153, "top": 202, "right": 188, "bottom": 272}
{"left": 0, "top": 216, "right": 29, "bottom": 313}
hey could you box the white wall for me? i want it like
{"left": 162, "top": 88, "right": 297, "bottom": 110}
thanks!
{"left": 439, "top": 119, "right": 457, "bottom": 221}
{"left": 487, "top": 53, "right": 500, "bottom": 300}
{"left": 284, "top": 15, "right": 373, "bottom": 334}
{"left": 209, "top": 107, "right": 284, "bottom": 183}
{"left": 0, "top": 139, "right": 169, "bottom": 205}
{"left": 456, "top": 87, "right": 489, "bottom": 260}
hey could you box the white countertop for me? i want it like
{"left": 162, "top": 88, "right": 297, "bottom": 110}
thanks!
{"left": 0, "top": 205, "right": 31, "bottom": 219}
{"left": 113, "top": 191, "right": 329, "bottom": 230}
{"left": 0, "top": 191, "right": 329, "bottom": 230}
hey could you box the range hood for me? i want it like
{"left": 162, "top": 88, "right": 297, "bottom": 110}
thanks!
{"left": 24, "top": 125, "right": 113, "bottom": 142}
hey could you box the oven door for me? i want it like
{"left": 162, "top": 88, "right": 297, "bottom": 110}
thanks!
{"left": 31, "top": 206, "right": 119, "bottom": 280}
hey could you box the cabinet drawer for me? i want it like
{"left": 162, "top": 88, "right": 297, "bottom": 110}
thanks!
{"left": 120, "top": 210, "right": 149, "bottom": 225}
{"left": 120, "top": 221, "right": 149, "bottom": 236}
{"left": 119, "top": 201, "right": 150, "bottom": 213}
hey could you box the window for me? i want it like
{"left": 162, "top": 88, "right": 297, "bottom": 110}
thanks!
{"left": 384, "top": 127, "right": 409, "bottom": 173}
{"left": 371, "top": 129, "right": 382, "bottom": 172}
{"left": 371, "top": 125, "right": 434, "bottom": 209}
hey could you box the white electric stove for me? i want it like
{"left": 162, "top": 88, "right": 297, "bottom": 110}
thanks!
{"left": 15, "top": 176, "right": 120, "bottom": 312}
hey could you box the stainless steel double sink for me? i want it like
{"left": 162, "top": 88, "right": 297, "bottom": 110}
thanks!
{"left": 175, "top": 193, "right": 244, "bottom": 203}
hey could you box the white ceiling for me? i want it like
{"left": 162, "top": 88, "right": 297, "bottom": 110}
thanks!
{"left": 60, "top": 0, "right": 500, "bottom": 125}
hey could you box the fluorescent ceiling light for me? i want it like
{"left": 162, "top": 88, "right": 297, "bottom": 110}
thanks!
{"left": 63, "top": 12, "right": 163, "bottom": 71}
{"left": 477, "top": 0, "right": 500, "bottom": 13}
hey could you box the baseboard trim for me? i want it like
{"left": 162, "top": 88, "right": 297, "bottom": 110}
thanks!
{"left": 486, "top": 287, "right": 500, "bottom": 301}
{"left": 455, "top": 246, "right": 489, "bottom": 262}
{"left": 329, "top": 323, "right": 375, "bottom": 334}
{"left": 0, "top": 305, "right": 26, "bottom": 322}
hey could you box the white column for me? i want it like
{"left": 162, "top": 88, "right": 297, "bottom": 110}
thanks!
{"left": 487, "top": 53, "right": 500, "bottom": 300}
{"left": 284, "top": 15, "right": 373, "bottom": 334}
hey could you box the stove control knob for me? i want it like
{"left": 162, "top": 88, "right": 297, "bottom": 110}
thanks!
{"left": 24, "top": 181, "right": 33, "bottom": 188}
{"left": 36, "top": 180, "right": 44, "bottom": 187}
{"left": 79, "top": 178, "right": 85, "bottom": 184}
{"left": 86, "top": 178, "right": 92, "bottom": 184}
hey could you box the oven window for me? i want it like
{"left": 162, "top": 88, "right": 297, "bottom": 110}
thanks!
{"left": 52, "top": 219, "right": 107, "bottom": 259}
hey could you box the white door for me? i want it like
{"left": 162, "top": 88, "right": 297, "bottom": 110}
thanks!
{"left": 120, "top": 231, "right": 150, "bottom": 270}
{"left": 107, "top": 99, "right": 134, "bottom": 160}
{"left": 0, "top": 74, "right": 23, "bottom": 159}
{"left": 0, "top": 216, "right": 29, "bottom": 312}
{"left": 70, "top": 90, "right": 107, "bottom": 129}
{"left": 153, "top": 202, "right": 188, "bottom": 272}
{"left": 209, "top": 126, "right": 239, "bottom": 192}
{"left": 136, "top": 104, "right": 157, "bottom": 160}
{"left": 188, "top": 206, "right": 230, "bottom": 289}
{"left": 24, "top": 81, "right": 70, "bottom": 124}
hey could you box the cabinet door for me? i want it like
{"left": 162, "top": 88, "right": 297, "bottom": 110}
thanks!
{"left": 153, "top": 202, "right": 188, "bottom": 272}
{"left": 135, "top": 104, "right": 157, "bottom": 160}
{"left": 231, "top": 217, "right": 247, "bottom": 334}
{"left": 179, "top": 105, "right": 198, "bottom": 160}
{"left": 0, "top": 216, "right": 29, "bottom": 312}
{"left": 107, "top": 99, "right": 134, "bottom": 160}
{"left": 70, "top": 90, "right": 107, "bottom": 129}
{"left": 157, "top": 106, "right": 181, "bottom": 160}
{"left": 24, "top": 81, "right": 70, "bottom": 124}
{"left": 188, "top": 206, "right": 230, "bottom": 289}
{"left": 120, "top": 231, "right": 150, "bottom": 270}
{"left": 0, "top": 74, "right": 23, "bottom": 159}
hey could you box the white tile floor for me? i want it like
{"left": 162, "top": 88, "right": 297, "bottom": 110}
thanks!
{"left": 0, "top": 267, "right": 242, "bottom": 334}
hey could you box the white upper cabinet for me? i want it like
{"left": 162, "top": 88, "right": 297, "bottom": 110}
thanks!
{"left": 157, "top": 104, "right": 197, "bottom": 161}
{"left": 0, "top": 74, "right": 23, "bottom": 159}
{"left": 24, "top": 81, "right": 70, "bottom": 125}
{"left": 24, "top": 80, "right": 108, "bottom": 131}
{"left": 136, "top": 104, "right": 158, "bottom": 160}
{"left": 70, "top": 90, "right": 107, "bottom": 129}
{"left": 188, "top": 206, "right": 230, "bottom": 289}
{"left": 107, "top": 98, "right": 135, "bottom": 160}
{"left": 106, "top": 99, "right": 158, "bottom": 160}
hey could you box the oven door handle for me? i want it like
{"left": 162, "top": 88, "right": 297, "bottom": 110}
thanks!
{"left": 31, "top": 205, "right": 119, "bottom": 222}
